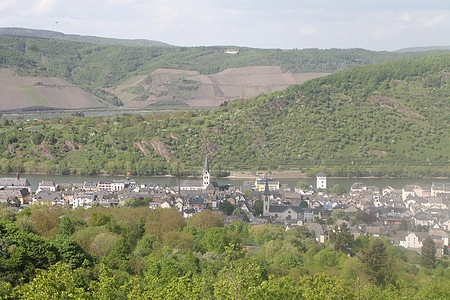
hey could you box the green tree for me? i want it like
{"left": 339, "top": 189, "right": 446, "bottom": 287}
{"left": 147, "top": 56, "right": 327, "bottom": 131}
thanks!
{"left": 296, "top": 180, "right": 310, "bottom": 190}
{"left": 253, "top": 200, "right": 263, "bottom": 216}
{"left": 32, "top": 132, "right": 44, "bottom": 145}
{"left": 330, "top": 184, "right": 346, "bottom": 195}
{"left": 188, "top": 210, "right": 223, "bottom": 229}
{"left": 330, "top": 223, "right": 353, "bottom": 254}
{"left": 331, "top": 209, "right": 349, "bottom": 221}
{"left": 219, "top": 200, "right": 235, "bottom": 216}
{"left": 162, "top": 231, "right": 194, "bottom": 253}
{"left": 88, "top": 212, "right": 113, "bottom": 227}
{"left": 421, "top": 236, "right": 436, "bottom": 269}
{"left": 200, "top": 227, "right": 231, "bottom": 253}
{"left": 59, "top": 216, "right": 75, "bottom": 235}
{"left": 51, "top": 234, "right": 91, "bottom": 268}
{"left": 214, "top": 244, "right": 262, "bottom": 299}
{"left": 360, "top": 238, "right": 392, "bottom": 287}
{"left": 12, "top": 262, "right": 90, "bottom": 299}
{"left": 135, "top": 234, "right": 158, "bottom": 257}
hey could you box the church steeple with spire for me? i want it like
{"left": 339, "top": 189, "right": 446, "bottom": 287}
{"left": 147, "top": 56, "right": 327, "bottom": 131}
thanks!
{"left": 263, "top": 175, "right": 270, "bottom": 216}
{"left": 202, "top": 155, "right": 210, "bottom": 189}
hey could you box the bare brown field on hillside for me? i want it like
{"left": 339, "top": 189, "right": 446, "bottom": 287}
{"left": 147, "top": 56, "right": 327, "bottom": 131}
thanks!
{"left": 113, "top": 66, "right": 330, "bottom": 108}
{"left": 0, "top": 69, "right": 107, "bottom": 111}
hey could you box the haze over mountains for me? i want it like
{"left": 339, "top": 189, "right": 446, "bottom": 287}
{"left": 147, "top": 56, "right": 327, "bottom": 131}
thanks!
{"left": 0, "top": 27, "right": 171, "bottom": 47}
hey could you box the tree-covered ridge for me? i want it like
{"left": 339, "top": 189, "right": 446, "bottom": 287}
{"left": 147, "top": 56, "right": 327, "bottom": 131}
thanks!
{"left": 0, "top": 27, "right": 172, "bottom": 47}
{"left": 0, "top": 206, "right": 448, "bottom": 299}
{"left": 0, "top": 54, "right": 449, "bottom": 177}
{"left": 1, "top": 34, "right": 449, "bottom": 106}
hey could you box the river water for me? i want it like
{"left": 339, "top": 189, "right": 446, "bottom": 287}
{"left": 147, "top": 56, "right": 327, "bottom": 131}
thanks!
{"left": 1, "top": 173, "right": 448, "bottom": 192}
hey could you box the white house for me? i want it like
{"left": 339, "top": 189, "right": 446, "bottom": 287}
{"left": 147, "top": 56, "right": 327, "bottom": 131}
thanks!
{"left": 399, "top": 232, "right": 427, "bottom": 249}
{"left": 0, "top": 176, "right": 32, "bottom": 193}
{"left": 402, "top": 185, "right": 416, "bottom": 201}
{"left": 382, "top": 186, "right": 395, "bottom": 196}
{"left": 431, "top": 182, "right": 450, "bottom": 196}
{"left": 439, "top": 218, "right": 450, "bottom": 231}
{"left": 98, "top": 180, "right": 127, "bottom": 192}
{"left": 36, "top": 181, "right": 58, "bottom": 193}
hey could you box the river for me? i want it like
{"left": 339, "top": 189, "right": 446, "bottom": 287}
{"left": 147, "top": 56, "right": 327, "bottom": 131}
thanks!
{"left": 1, "top": 173, "right": 448, "bottom": 192}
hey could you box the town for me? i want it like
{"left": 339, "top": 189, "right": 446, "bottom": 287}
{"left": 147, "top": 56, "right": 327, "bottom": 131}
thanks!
{"left": 1, "top": 156, "right": 449, "bottom": 259}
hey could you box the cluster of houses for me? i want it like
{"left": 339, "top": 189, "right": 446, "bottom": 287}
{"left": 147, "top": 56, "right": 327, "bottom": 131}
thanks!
{"left": 0, "top": 159, "right": 449, "bottom": 257}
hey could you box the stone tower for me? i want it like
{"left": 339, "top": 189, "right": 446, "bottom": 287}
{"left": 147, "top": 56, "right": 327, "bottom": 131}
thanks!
{"left": 316, "top": 171, "right": 327, "bottom": 190}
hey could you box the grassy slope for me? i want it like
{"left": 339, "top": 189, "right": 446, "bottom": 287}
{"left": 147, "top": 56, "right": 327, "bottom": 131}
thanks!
{"left": 16, "top": 86, "right": 49, "bottom": 106}
{"left": 0, "top": 70, "right": 108, "bottom": 111}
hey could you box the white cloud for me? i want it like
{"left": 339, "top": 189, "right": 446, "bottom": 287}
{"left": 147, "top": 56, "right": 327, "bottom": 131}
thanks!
{"left": 107, "top": 0, "right": 137, "bottom": 4}
{"left": 1, "top": 1, "right": 449, "bottom": 50}
{"left": 399, "top": 14, "right": 412, "bottom": 22}
{"left": 153, "top": 5, "right": 180, "bottom": 23}
{"left": 424, "top": 15, "right": 445, "bottom": 27}
{"left": 225, "top": 9, "right": 244, "bottom": 16}
{"left": 374, "top": 26, "right": 393, "bottom": 38}
{"left": 25, "top": 0, "right": 57, "bottom": 15}
{"left": 0, "top": 0, "right": 16, "bottom": 10}
{"left": 298, "top": 26, "right": 318, "bottom": 37}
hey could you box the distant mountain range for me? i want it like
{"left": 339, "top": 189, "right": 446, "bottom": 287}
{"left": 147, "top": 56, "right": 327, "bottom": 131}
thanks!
{"left": 396, "top": 46, "right": 450, "bottom": 52}
{"left": 0, "top": 27, "right": 171, "bottom": 47}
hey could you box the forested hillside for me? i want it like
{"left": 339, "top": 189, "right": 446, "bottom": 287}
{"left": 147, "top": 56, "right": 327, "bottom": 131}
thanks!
{"left": 0, "top": 206, "right": 448, "bottom": 299}
{"left": 1, "top": 32, "right": 448, "bottom": 107}
{"left": 0, "top": 54, "right": 448, "bottom": 177}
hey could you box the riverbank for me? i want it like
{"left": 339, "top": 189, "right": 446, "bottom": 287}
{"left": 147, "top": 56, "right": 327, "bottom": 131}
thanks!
{"left": 227, "top": 171, "right": 308, "bottom": 179}
{"left": 2, "top": 173, "right": 449, "bottom": 192}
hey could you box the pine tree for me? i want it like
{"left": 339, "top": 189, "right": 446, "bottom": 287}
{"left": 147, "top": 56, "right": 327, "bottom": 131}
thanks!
{"left": 360, "top": 238, "right": 391, "bottom": 287}
{"left": 421, "top": 236, "right": 436, "bottom": 268}
{"left": 330, "top": 223, "right": 353, "bottom": 254}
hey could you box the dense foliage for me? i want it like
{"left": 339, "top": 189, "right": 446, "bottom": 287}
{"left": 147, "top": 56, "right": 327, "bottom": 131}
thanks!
{"left": 0, "top": 54, "right": 449, "bottom": 177}
{"left": 1, "top": 33, "right": 448, "bottom": 106}
{"left": 0, "top": 206, "right": 448, "bottom": 299}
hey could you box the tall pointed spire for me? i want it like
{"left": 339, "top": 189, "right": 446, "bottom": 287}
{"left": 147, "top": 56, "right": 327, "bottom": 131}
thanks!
{"left": 264, "top": 178, "right": 270, "bottom": 196}
{"left": 263, "top": 177, "right": 270, "bottom": 217}
{"left": 203, "top": 155, "right": 210, "bottom": 173}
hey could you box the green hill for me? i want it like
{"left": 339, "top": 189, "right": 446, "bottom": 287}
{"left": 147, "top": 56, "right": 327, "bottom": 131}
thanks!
{"left": 1, "top": 54, "right": 448, "bottom": 177}
{"left": 1, "top": 30, "right": 449, "bottom": 108}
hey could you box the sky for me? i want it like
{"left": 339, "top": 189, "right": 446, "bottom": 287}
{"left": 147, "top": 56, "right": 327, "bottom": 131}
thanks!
{"left": 0, "top": 0, "right": 449, "bottom": 51}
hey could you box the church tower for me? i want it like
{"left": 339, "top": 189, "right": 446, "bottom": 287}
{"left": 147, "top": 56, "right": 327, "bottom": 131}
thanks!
{"left": 202, "top": 155, "right": 210, "bottom": 189}
{"left": 263, "top": 178, "right": 270, "bottom": 216}
{"left": 316, "top": 171, "right": 327, "bottom": 190}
